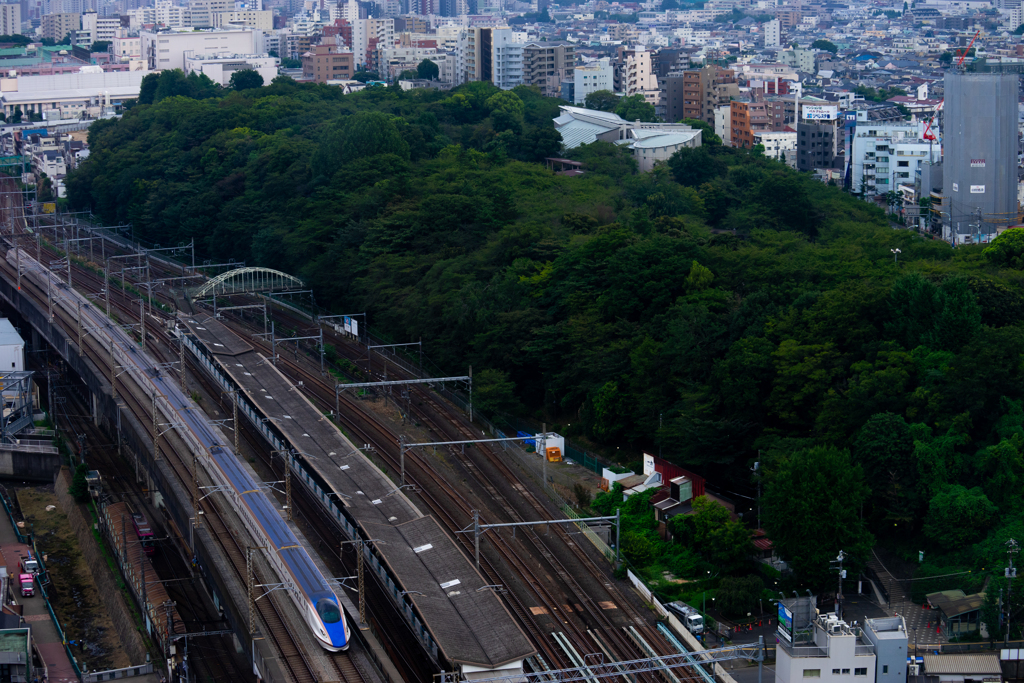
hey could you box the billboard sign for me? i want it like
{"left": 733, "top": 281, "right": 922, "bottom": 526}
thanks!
{"left": 643, "top": 453, "right": 655, "bottom": 475}
{"left": 332, "top": 317, "right": 359, "bottom": 338}
{"left": 971, "top": 185, "right": 985, "bottom": 193}
{"left": 952, "top": 183, "right": 959, "bottom": 192}
{"left": 803, "top": 105, "right": 837, "bottom": 120}
{"left": 971, "top": 159, "right": 986, "bottom": 168}
{"left": 778, "top": 603, "right": 794, "bottom": 642}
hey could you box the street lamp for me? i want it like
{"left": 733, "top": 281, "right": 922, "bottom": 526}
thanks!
{"left": 891, "top": 248, "right": 901, "bottom": 264}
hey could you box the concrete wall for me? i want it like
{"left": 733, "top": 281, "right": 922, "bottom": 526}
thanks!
{"left": 942, "top": 72, "right": 1019, "bottom": 236}
{"left": 53, "top": 466, "right": 149, "bottom": 665}
{"left": 0, "top": 449, "right": 62, "bottom": 481}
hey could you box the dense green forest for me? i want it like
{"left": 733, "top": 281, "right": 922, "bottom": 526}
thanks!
{"left": 67, "top": 74, "right": 1024, "bottom": 617}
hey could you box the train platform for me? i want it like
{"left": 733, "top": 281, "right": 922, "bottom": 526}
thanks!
{"left": 180, "top": 313, "right": 536, "bottom": 672}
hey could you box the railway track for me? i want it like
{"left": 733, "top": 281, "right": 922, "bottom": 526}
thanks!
{"left": 214, "top": 305, "right": 689, "bottom": 681}
{"left": 2, "top": 200, "right": 698, "bottom": 682}
{"left": 45, "top": 377, "right": 250, "bottom": 683}
{"left": 0, "top": 252, "right": 362, "bottom": 683}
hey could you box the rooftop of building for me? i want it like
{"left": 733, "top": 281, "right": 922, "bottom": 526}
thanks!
{"left": 864, "top": 616, "right": 907, "bottom": 639}
{"left": 0, "top": 319, "right": 23, "bottom": 348}
{"left": 926, "top": 589, "right": 985, "bottom": 619}
{"left": 630, "top": 130, "right": 700, "bottom": 148}
{"left": 922, "top": 653, "right": 1001, "bottom": 675}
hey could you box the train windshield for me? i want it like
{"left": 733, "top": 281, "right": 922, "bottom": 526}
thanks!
{"left": 316, "top": 599, "right": 342, "bottom": 624}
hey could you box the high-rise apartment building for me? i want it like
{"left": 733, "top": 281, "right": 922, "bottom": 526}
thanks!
{"left": 942, "top": 71, "right": 1019, "bottom": 242}
{"left": 730, "top": 100, "right": 771, "bottom": 148}
{"left": 41, "top": 12, "right": 79, "bottom": 40}
{"left": 664, "top": 65, "right": 737, "bottom": 125}
{"left": 0, "top": 4, "right": 20, "bottom": 35}
{"left": 797, "top": 120, "right": 838, "bottom": 172}
{"left": 764, "top": 18, "right": 780, "bottom": 47}
{"left": 187, "top": 0, "right": 230, "bottom": 28}
{"left": 521, "top": 41, "right": 573, "bottom": 98}
{"left": 457, "top": 27, "right": 521, "bottom": 90}
{"left": 850, "top": 121, "right": 934, "bottom": 196}
{"left": 126, "top": 0, "right": 185, "bottom": 29}
{"left": 212, "top": 10, "right": 272, "bottom": 30}
{"left": 80, "top": 10, "right": 119, "bottom": 42}
{"left": 613, "top": 47, "right": 658, "bottom": 103}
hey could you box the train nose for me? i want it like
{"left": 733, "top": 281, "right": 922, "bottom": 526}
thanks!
{"left": 324, "top": 620, "right": 348, "bottom": 649}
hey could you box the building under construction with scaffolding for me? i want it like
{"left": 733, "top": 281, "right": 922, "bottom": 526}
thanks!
{"left": 941, "top": 71, "right": 1019, "bottom": 243}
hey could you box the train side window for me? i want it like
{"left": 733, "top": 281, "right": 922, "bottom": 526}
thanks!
{"left": 316, "top": 599, "right": 341, "bottom": 623}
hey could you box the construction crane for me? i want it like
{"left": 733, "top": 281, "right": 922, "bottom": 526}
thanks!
{"left": 955, "top": 30, "right": 980, "bottom": 68}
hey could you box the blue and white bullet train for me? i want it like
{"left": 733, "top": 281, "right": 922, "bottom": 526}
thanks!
{"left": 9, "top": 249, "right": 350, "bottom": 651}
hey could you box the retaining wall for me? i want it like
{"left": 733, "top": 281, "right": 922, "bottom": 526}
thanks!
{"left": 53, "top": 466, "right": 149, "bottom": 665}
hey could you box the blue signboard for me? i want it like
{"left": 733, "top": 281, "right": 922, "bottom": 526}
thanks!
{"left": 778, "top": 603, "right": 794, "bottom": 642}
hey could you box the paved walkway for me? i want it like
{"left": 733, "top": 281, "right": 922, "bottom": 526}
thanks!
{"left": 0, "top": 517, "right": 78, "bottom": 683}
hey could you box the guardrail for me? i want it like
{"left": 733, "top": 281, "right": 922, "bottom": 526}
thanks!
{"left": 82, "top": 663, "right": 154, "bottom": 682}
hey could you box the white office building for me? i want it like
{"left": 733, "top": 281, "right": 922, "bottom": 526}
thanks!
{"left": 851, "top": 118, "right": 936, "bottom": 196}
{"left": 141, "top": 27, "right": 256, "bottom": 71}
{"left": 80, "top": 11, "right": 120, "bottom": 43}
{"left": 573, "top": 57, "right": 612, "bottom": 105}
{"left": 776, "top": 599, "right": 877, "bottom": 683}
{"left": 764, "top": 18, "right": 781, "bottom": 47}
{"left": 0, "top": 70, "right": 148, "bottom": 119}
{"left": 184, "top": 53, "right": 277, "bottom": 85}
{"left": 755, "top": 130, "right": 797, "bottom": 165}
{"left": 111, "top": 33, "right": 142, "bottom": 61}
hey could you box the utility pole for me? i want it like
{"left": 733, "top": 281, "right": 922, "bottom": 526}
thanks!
{"left": 192, "top": 452, "right": 201, "bottom": 528}
{"left": 179, "top": 336, "right": 186, "bottom": 392}
{"left": 540, "top": 423, "right": 547, "bottom": 490}
{"left": 833, "top": 550, "right": 846, "bottom": 620}
{"left": 284, "top": 450, "right": 292, "bottom": 522}
{"left": 1007, "top": 538, "right": 1018, "bottom": 646}
{"left": 104, "top": 258, "right": 110, "bottom": 318}
{"left": 357, "top": 540, "right": 366, "bottom": 626}
{"left": 109, "top": 339, "right": 117, "bottom": 402}
{"left": 152, "top": 395, "right": 159, "bottom": 462}
{"left": 473, "top": 509, "right": 480, "bottom": 569}
{"left": 232, "top": 390, "right": 239, "bottom": 454}
{"left": 139, "top": 296, "right": 145, "bottom": 350}
{"left": 247, "top": 547, "right": 256, "bottom": 636}
{"left": 753, "top": 454, "right": 762, "bottom": 530}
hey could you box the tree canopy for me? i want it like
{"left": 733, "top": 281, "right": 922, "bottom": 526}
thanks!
{"left": 763, "top": 447, "right": 874, "bottom": 589}
{"left": 585, "top": 89, "right": 619, "bottom": 112}
{"left": 229, "top": 69, "right": 264, "bottom": 90}
{"left": 64, "top": 76, "right": 1024, "bottom": 598}
{"left": 417, "top": 58, "right": 440, "bottom": 80}
{"left": 614, "top": 94, "right": 657, "bottom": 122}
{"left": 811, "top": 39, "right": 838, "bottom": 54}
